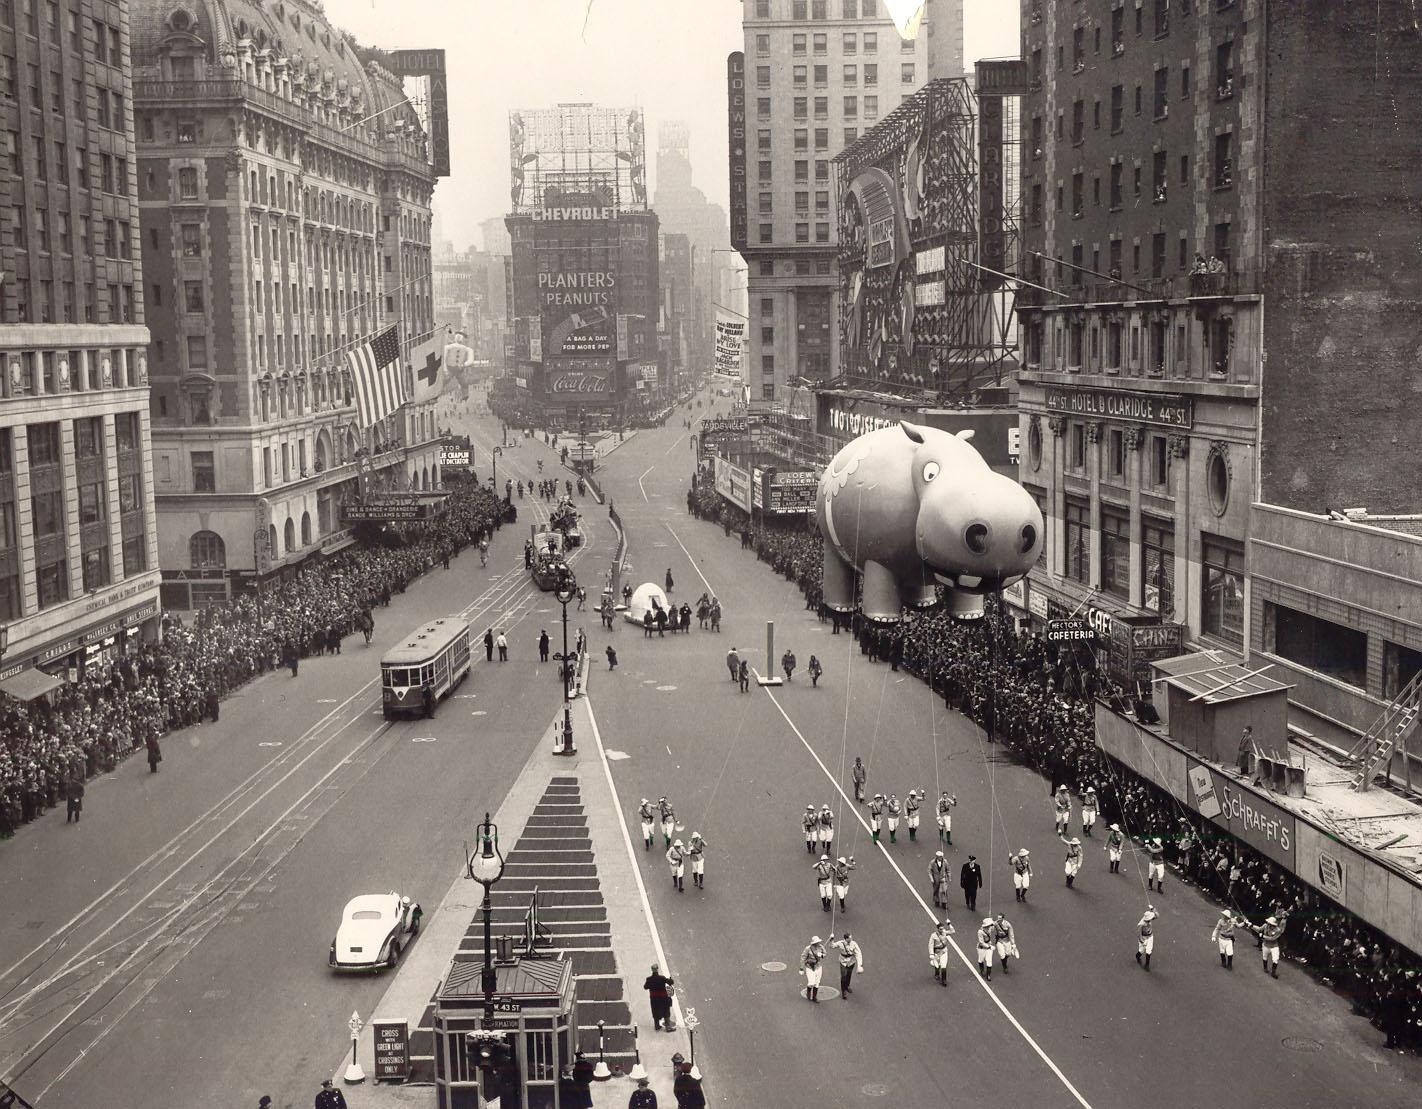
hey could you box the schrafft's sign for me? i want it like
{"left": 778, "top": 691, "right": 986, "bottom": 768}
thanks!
{"left": 1187, "top": 758, "right": 1296, "bottom": 868}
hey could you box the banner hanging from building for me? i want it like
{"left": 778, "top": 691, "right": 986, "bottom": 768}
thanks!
{"left": 715, "top": 311, "right": 746, "bottom": 373}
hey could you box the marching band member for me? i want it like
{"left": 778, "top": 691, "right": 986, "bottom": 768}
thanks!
{"left": 1060, "top": 835, "right": 1084, "bottom": 888}
{"left": 1136, "top": 905, "right": 1159, "bottom": 971}
{"left": 1105, "top": 823, "right": 1125, "bottom": 873}
{"left": 1012, "top": 848, "right": 1033, "bottom": 902}
{"left": 929, "top": 920, "right": 955, "bottom": 986}
{"left": 905, "top": 789, "right": 922, "bottom": 842}
{"left": 832, "top": 855, "right": 856, "bottom": 913}
{"left": 1053, "top": 784, "right": 1072, "bottom": 836}
{"left": 1210, "top": 908, "right": 1238, "bottom": 969}
{"left": 666, "top": 839, "right": 686, "bottom": 892}
{"left": 869, "top": 794, "right": 886, "bottom": 843}
{"left": 659, "top": 798, "right": 676, "bottom": 847}
{"left": 886, "top": 793, "right": 902, "bottom": 844}
{"left": 638, "top": 798, "right": 656, "bottom": 851}
{"left": 936, "top": 791, "right": 958, "bottom": 845}
{"left": 1080, "top": 784, "right": 1099, "bottom": 836}
{"left": 1247, "top": 914, "right": 1286, "bottom": 978}
{"left": 687, "top": 832, "right": 708, "bottom": 889}
{"left": 814, "top": 854, "right": 835, "bottom": 913}
{"left": 830, "top": 932, "right": 864, "bottom": 998}
{"left": 801, "top": 936, "right": 827, "bottom": 1002}
{"left": 802, "top": 805, "right": 819, "bottom": 854}
{"left": 994, "top": 913, "right": 1018, "bottom": 974}
{"left": 975, "top": 917, "right": 996, "bottom": 980}
{"left": 818, "top": 804, "right": 835, "bottom": 857}
{"left": 1147, "top": 837, "right": 1167, "bottom": 892}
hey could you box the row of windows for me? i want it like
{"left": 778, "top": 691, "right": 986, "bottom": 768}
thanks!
{"left": 8, "top": 203, "right": 131, "bottom": 260}
{"left": 757, "top": 157, "right": 833, "bottom": 182}
{"left": 0, "top": 1, "right": 123, "bottom": 65}
{"left": 753, "top": 0, "right": 881, "bottom": 19}
{"left": 1024, "top": 219, "right": 1234, "bottom": 290}
{"left": 1264, "top": 603, "right": 1421, "bottom": 700}
{"left": 1029, "top": 1, "right": 1236, "bottom": 75}
{"left": 5, "top": 131, "right": 130, "bottom": 195}
{"left": 759, "top": 189, "right": 833, "bottom": 212}
{"left": 1025, "top": 311, "right": 1236, "bottom": 380}
{"left": 758, "top": 62, "right": 915, "bottom": 87}
{"left": 755, "top": 258, "right": 834, "bottom": 280}
{"left": 2, "top": 278, "right": 134, "bottom": 326}
{"left": 758, "top": 27, "right": 896, "bottom": 56}
{"left": 0, "top": 54, "right": 127, "bottom": 130}
{"left": 4, "top": 352, "right": 145, "bottom": 398}
{"left": 757, "top": 93, "right": 900, "bottom": 122}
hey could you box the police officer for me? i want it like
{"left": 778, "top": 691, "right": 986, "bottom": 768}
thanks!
{"left": 937, "top": 791, "right": 958, "bottom": 845}
{"left": 801, "top": 936, "right": 827, "bottom": 1002}
{"left": 929, "top": 850, "right": 950, "bottom": 909}
{"left": 929, "top": 920, "right": 955, "bottom": 986}
{"left": 885, "top": 793, "right": 902, "bottom": 844}
{"left": 639, "top": 798, "right": 656, "bottom": 850}
{"left": 905, "top": 789, "right": 922, "bottom": 842}
{"left": 830, "top": 932, "right": 864, "bottom": 998}
{"left": 802, "top": 805, "right": 819, "bottom": 854}
{"left": 687, "top": 832, "right": 708, "bottom": 889}
{"left": 814, "top": 854, "right": 834, "bottom": 912}
{"left": 869, "top": 793, "right": 885, "bottom": 842}
{"left": 832, "top": 855, "right": 856, "bottom": 913}
{"left": 1105, "top": 823, "right": 1125, "bottom": 873}
{"left": 666, "top": 839, "right": 686, "bottom": 892}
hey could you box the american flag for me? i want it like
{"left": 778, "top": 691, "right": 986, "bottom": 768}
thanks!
{"left": 345, "top": 324, "right": 405, "bottom": 429}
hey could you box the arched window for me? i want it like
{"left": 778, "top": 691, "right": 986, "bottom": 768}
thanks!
{"left": 189, "top": 530, "right": 226, "bottom": 569}
{"left": 268, "top": 523, "right": 278, "bottom": 557}
{"left": 283, "top": 517, "right": 296, "bottom": 552}
{"left": 422, "top": 466, "right": 430, "bottom": 490}
{"left": 300, "top": 511, "right": 312, "bottom": 546}
{"left": 431, "top": 463, "right": 440, "bottom": 488}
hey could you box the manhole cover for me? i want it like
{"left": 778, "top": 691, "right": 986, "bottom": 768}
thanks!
{"left": 471, "top": 710, "right": 488, "bottom": 716}
{"left": 605, "top": 749, "right": 630, "bottom": 761}
{"left": 800, "top": 985, "right": 839, "bottom": 1001}
{"left": 861, "top": 1084, "right": 890, "bottom": 1098}
{"left": 656, "top": 685, "right": 678, "bottom": 692}
{"left": 1282, "top": 1037, "right": 1323, "bottom": 1054}
{"left": 760, "top": 961, "right": 787, "bottom": 972}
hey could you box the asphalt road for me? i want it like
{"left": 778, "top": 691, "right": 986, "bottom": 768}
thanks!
{"left": 0, "top": 397, "right": 610, "bottom": 1109}
{"left": 584, "top": 393, "right": 1422, "bottom": 1109}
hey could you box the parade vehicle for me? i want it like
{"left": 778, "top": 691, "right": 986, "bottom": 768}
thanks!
{"left": 531, "top": 552, "right": 573, "bottom": 591}
{"left": 328, "top": 892, "right": 421, "bottom": 970}
{"left": 380, "top": 616, "right": 472, "bottom": 720}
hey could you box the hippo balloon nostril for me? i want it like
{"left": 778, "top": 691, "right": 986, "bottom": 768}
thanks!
{"left": 964, "top": 522, "right": 990, "bottom": 555}
{"left": 1020, "top": 524, "right": 1037, "bottom": 554}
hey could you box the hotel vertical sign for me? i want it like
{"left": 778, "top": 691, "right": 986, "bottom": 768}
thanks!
{"left": 727, "top": 52, "right": 747, "bottom": 252}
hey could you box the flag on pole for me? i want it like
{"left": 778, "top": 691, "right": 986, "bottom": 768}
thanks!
{"left": 346, "top": 324, "right": 404, "bottom": 429}
{"left": 406, "top": 327, "right": 449, "bottom": 404}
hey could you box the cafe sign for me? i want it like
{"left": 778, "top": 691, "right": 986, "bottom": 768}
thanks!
{"left": 1044, "top": 385, "right": 1194, "bottom": 429}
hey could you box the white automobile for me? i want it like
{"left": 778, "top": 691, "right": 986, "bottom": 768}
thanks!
{"left": 329, "top": 892, "right": 421, "bottom": 971}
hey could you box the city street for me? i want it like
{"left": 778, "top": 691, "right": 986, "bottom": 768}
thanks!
{"left": 0, "top": 419, "right": 608, "bottom": 1108}
{"left": 583, "top": 397, "right": 1422, "bottom": 1109}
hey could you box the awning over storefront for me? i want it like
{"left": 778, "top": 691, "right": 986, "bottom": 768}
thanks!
{"left": 0, "top": 667, "right": 66, "bottom": 702}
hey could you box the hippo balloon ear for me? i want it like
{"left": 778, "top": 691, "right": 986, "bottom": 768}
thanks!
{"left": 900, "top": 421, "right": 926, "bottom": 444}
{"left": 956, "top": 429, "right": 976, "bottom": 442}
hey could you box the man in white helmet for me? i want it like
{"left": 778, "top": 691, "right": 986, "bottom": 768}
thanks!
{"left": 975, "top": 917, "right": 996, "bottom": 980}
{"left": 1105, "top": 823, "right": 1125, "bottom": 873}
{"left": 638, "top": 798, "right": 656, "bottom": 851}
{"left": 1136, "top": 905, "right": 1159, "bottom": 971}
{"left": 929, "top": 919, "right": 955, "bottom": 985}
{"left": 1060, "top": 835, "right": 1084, "bottom": 888}
{"left": 1248, "top": 913, "right": 1286, "bottom": 977}
{"left": 1053, "top": 784, "right": 1072, "bottom": 837}
{"left": 801, "top": 936, "right": 827, "bottom": 1002}
{"left": 832, "top": 855, "right": 856, "bottom": 913}
{"left": 994, "top": 913, "right": 1018, "bottom": 973}
{"left": 802, "top": 805, "right": 818, "bottom": 854}
{"left": 936, "top": 791, "right": 958, "bottom": 845}
{"left": 1080, "top": 784, "right": 1099, "bottom": 836}
{"left": 817, "top": 804, "right": 834, "bottom": 857}
{"left": 928, "top": 850, "right": 950, "bottom": 909}
{"left": 905, "top": 789, "right": 922, "bottom": 842}
{"left": 814, "top": 854, "right": 834, "bottom": 912}
{"left": 687, "top": 832, "right": 708, "bottom": 889}
{"left": 1210, "top": 907, "right": 1239, "bottom": 970}
{"left": 886, "top": 793, "right": 902, "bottom": 844}
{"left": 1012, "top": 848, "right": 1033, "bottom": 902}
{"left": 666, "top": 838, "right": 686, "bottom": 893}
{"left": 869, "top": 793, "right": 886, "bottom": 842}
{"left": 658, "top": 798, "right": 676, "bottom": 847}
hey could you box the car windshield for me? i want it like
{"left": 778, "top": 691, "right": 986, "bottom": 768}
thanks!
{"left": 350, "top": 910, "right": 385, "bottom": 921}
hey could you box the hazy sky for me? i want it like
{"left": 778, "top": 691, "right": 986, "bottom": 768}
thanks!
{"left": 324, "top": 0, "right": 1020, "bottom": 250}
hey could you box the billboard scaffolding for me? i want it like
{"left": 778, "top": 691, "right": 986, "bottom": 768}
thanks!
{"left": 509, "top": 104, "right": 647, "bottom": 215}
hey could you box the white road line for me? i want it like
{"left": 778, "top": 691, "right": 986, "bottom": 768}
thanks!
{"left": 662, "top": 524, "right": 717, "bottom": 597}
{"left": 585, "top": 697, "right": 686, "bottom": 1029}
{"left": 761, "top": 690, "right": 1094, "bottom": 1109}
{"left": 637, "top": 464, "right": 655, "bottom": 502}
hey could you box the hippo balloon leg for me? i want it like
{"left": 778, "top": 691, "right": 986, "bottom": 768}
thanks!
{"left": 861, "top": 561, "right": 902, "bottom": 622}
{"left": 902, "top": 579, "right": 939, "bottom": 609}
{"left": 822, "top": 544, "right": 856, "bottom": 612}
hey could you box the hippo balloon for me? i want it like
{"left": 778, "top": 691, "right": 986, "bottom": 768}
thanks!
{"left": 816, "top": 422, "right": 1043, "bottom": 622}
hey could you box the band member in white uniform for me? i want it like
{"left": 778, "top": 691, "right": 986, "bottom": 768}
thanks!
{"left": 869, "top": 794, "right": 885, "bottom": 842}
{"left": 1060, "top": 835, "right": 1084, "bottom": 888}
{"left": 886, "top": 794, "right": 902, "bottom": 844}
{"left": 1105, "top": 823, "right": 1125, "bottom": 873}
{"left": 687, "top": 832, "right": 708, "bottom": 889}
{"left": 1053, "top": 784, "right": 1072, "bottom": 836}
{"left": 929, "top": 920, "right": 955, "bottom": 985}
{"left": 814, "top": 854, "right": 834, "bottom": 912}
{"left": 832, "top": 855, "right": 856, "bottom": 913}
{"left": 801, "top": 936, "right": 827, "bottom": 1002}
{"left": 905, "top": 790, "right": 922, "bottom": 842}
{"left": 975, "top": 918, "right": 996, "bottom": 980}
{"left": 802, "top": 805, "right": 819, "bottom": 854}
{"left": 994, "top": 913, "right": 1019, "bottom": 974}
{"left": 817, "top": 804, "right": 834, "bottom": 856}
{"left": 639, "top": 799, "right": 656, "bottom": 850}
{"left": 1080, "top": 784, "right": 1099, "bottom": 836}
{"left": 1136, "top": 905, "right": 1159, "bottom": 971}
{"left": 1210, "top": 908, "right": 1238, "bottom": 969}
{"left": 659, "top": 798, "right": 676, "bottom": 847}
{"left": 1012, "top": 848, "right": 1033, "bottom": 902}
{"left": 1147, "top": 838, "right": 1167, "bottom": 892}
{"left": 936, "top": 791, "right": 958, "bottom": 845}
{"left": 666, "top": 839, "right": 686, "bottom": 892}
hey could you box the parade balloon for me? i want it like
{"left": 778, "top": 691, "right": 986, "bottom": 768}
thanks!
{"left": 816, "top": 422, "right": 1043, "bottom": 623}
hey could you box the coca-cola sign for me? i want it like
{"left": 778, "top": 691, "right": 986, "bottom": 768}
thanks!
{"left": 550, "top": 372, "right": 610, "bottom": 394}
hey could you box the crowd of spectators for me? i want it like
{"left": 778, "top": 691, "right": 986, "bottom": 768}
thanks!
{"left": 0, "top": 479, "right": 507, "bottom": 840}
{"left": 689, "top": 475, "right": 1422, "bottom": 1051}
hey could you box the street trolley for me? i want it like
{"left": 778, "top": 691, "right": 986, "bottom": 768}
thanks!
{"left": 381, "top": 616, "right": 472, "bottom": 719}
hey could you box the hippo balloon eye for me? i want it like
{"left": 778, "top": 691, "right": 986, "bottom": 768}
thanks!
{"left": 921, "top": 461, "right": 941, "bottom": 483}
{"left": 964, "top": 522, "right": 990, "bottom": 555}
{"left": 1020, "top": 524, "right": 1038, "bottom": 554}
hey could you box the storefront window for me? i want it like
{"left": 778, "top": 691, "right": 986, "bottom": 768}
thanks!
{"left": 1201, "top": 533, "right": 1244, "bottom": 645}
{"left": 1142, "top": 517, "right": 1175, "bottom": 617}
{"left": 1065, "top": 496, "right": 1090, "bottom": 582}
{"left": 1100, "top": 506, "right": 1130, "bottom": 599}
{"left": 1269, "top": 602, "right": 1367, "bottom": 689}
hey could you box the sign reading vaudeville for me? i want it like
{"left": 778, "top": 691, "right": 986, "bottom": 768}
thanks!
{"left": 1044, "top": 386, "right": 1194, "bottom": 429}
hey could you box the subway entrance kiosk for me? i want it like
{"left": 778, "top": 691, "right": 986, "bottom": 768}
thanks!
{"left": 433, "top": 951, "right": 577, "bottom": 1108}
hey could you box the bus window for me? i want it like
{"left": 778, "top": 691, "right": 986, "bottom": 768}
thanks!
{"left": 382, "top": 670, "right": 393, "bottom": 687}
{"left": 389, "top": 668, "right": 410, "bottom": 687}
{"left": 421, "top": 665, "right": 433, "bottom": 685}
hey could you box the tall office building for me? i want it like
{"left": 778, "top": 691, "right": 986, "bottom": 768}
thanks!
{"left": 129, "top": 0, "right": 445, "bottom": 608}
{"left": 1014, "top": 1, "right": 1422, "bottom": 721}
{"left": 0, "top": 0, "right": 162, "bottom": 693}
{"left": 734, "top": 0, "right": 962, "bottom": 407}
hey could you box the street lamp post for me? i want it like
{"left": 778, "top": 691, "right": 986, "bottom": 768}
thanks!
{"left": 553, "top": 573, "right": 578, "bottom": 755}
{"left": 491, "top": 446, "right": 503, "bottom": 497}
{"left": 465, "top": 814, "right": 507, "bottom": 1103}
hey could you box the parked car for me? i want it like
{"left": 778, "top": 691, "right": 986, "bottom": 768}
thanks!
{"left": 329, "top": 892, "right": 421, "bottom": 970}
